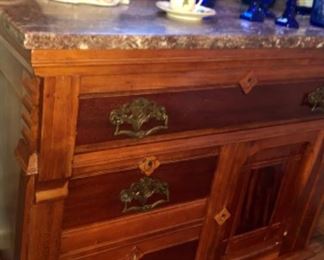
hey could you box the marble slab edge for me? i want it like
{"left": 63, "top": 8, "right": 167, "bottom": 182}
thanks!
{"left": 0, "top": 6, "right": 324, "bottom": 50}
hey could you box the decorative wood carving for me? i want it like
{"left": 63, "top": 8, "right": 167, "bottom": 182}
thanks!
{"left": 21, "top": 71, "right": 41, "bottom": 153}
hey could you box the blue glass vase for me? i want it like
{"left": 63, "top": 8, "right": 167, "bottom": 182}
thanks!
{"left": 275, "top": 0, "right": 299, "bottom": 28}
{"left": 311, "top": 0, "right": 324, "bottom": 27}
{"left": 240, "top": 0, "right": 265, "bottom": 22}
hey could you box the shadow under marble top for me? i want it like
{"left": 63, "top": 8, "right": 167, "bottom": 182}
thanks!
{"left": 0, "top": 0, "right": 324, "bottom": 50}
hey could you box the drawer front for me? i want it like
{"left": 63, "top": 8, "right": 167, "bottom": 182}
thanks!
{"left": 77, "top": 82, "right": 324, "bottom": 146}
{"left": 64, "top": 155, "right": 218, "bottom": 229}
{"left": 61, "top": 200, "right": 205, "bottom": 259}
{"left": 141, "top": 240, "right": 198, "bottom": 260}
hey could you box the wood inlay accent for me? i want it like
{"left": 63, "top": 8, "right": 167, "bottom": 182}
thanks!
{"left": 239, "top": 71, "right": 258, "bottom": 94}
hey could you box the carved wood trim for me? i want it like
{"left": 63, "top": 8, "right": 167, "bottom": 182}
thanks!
{"left": 21, "top": 71, "right": 41, "bottom": 153}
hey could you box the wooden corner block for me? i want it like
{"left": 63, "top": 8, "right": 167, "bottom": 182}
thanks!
{"left": 35, "top": 182, "right": 68, "bottom": 203}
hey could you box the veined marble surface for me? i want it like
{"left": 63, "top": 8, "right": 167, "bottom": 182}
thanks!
{"left": 0, "top": 0, "right": 324, "bottom": 50}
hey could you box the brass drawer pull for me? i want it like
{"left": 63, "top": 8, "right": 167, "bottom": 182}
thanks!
{"left": 307, "top": 87, "right": 324, "bottom": 112}
{"left": 109, "top": 98, "right": 168, "bottom": 138}
{"left": 120, "top": 176, "right": 170, "bottom": 213}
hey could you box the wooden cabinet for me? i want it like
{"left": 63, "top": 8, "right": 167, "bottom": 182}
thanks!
{"left": 197, "top": 132, "right": 324, "bottom": 259}
{"left": 0, "top": 45, "right": 324, "bottom": 260}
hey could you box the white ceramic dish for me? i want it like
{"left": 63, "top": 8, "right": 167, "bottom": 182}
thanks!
{"left": 51, "top": 0, "right": 129, "bottom": 7}
{"left": 156, "top": 1, "right": 216, "bottom": 22}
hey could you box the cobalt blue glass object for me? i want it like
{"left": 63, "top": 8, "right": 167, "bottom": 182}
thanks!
{"left": 240, "top": 0, "right": 265, "bottom": 22}
{"left": 296, "top": 0, "right": 313, "bottom": 15}
{"left": 261, "top": 0, "right": 276, "bottom": 18}
{"left": 275, "top": 0, "right": 299, "bottom": 28}
{"left": 202, "top": 0, "right": 216, "bottom": 8}
{"left": 311, "top": 0, "right": 324, "bottom": 27}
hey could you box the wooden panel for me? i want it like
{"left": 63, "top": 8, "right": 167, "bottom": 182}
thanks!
{"left": 39, "top": 76, "right": 80, "bottom": 181}
{"left": 225, "top": 225, "right": 282, "bottom": 259}
{"left": 61, "top": 199, "right": 206, "bottom": 256}
{"left": 234, "top": 164, "right": 285, "bottom": 235}
{"left": 280, "top": 132, "right": 324, "bottom": 254}
{"left": 73, "top": 120, "right": 324, "bottom": 179}
{"left": 64, "top": 156, "right": 217, "bottom": 228}
{"left": 76, "top": 81, "right": 324, "bottom": 146}
{"left": 142, "top": 240, "right": 198, "bottom": 260}
{"left": 26, "top": 200, "right": 65, "bottom": 260}
{"left": 196, "top": 143, "right": 250, "bottom": 260}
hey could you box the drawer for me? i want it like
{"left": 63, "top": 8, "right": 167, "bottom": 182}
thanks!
{"left": 76, "top": 81, "right": 324, "bottom": 146}
{"left": 61, "top": 196, "right": 205, "bottom": 259}
{"left": 64, "top": 154, "right": 218, "bottom": 228}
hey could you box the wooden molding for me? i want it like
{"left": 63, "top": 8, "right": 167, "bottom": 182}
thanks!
{"left": 35, "top": 182, "right": 68, "bottom": 203}
{"left": 21, "top": 71, "right": 41, "bottom": 153}
{"left": 15, "top": 139, "right": 38, "bottom": 176}
{"left": 61, "top": 198, "right": 206, "bottom": 254}
{"left": 39, "top": 76, "right": 80, "bottom": 181}
{"left": 73, "top": 119, "right": 324, "bottom": 178}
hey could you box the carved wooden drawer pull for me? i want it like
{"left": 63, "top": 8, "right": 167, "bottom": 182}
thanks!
{"left": 307, "top": 87, "right": 324, "bottom": 112}
{"left": 109, "top": 98, "right": 168, "bottom": 138}
{"left": 214, "top": 207, "right": 231, "bottom": 226}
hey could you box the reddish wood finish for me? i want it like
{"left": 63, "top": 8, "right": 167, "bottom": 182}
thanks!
{"left": 77, "top": 81, "right": 324, "bottom": 145}
{"left": 142, "top": 240, "right": 198, "bottom": 260}
{"left": 196, "top": 131, "right": 323, "bottom": 260}
{"left": 0, "top": 44, "right": 323, "bottom": 260}
{"left": 64, "top": 156, "right": 217, "bottom": 228}
{"left": 39, "top": 76, "right": 80, "bottom": 181}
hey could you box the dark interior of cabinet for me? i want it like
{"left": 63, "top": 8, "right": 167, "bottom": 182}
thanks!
{"left": 235, "top": 164, "right": 284, "bottom": 235}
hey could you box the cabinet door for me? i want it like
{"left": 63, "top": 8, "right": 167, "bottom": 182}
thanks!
{"left": 196, "top": 131, "right": 324, "bottom": 260}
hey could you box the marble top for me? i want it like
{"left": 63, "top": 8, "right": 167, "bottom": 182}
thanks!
{"left": 0, "top": 0, "right": 324, "bottom": 50}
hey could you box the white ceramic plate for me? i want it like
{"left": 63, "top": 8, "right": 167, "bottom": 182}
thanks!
{"left": 51, "top": 0, "right": 129, "bottom": 7}
{"left": 156, "top": 1, "right": 216, "bottom": 22}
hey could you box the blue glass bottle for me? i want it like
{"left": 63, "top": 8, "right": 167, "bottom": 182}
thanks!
{"left": 311, "top": 0, "right": 324, "bottom": 27}
{"left": 202, "top": 0, "right": 216, "bottom": 8}
{"left": 240, "top": 0, "right": 265, "bottom": 22}
{"left": 275, "top": 0, "right": 299, "bottom": 28}
{"left": 296, "top": 0, "right": 313, "bottom": 15}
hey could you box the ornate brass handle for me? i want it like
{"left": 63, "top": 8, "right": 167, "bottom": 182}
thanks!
{"left": 307, "top": 87, "right": 324, "bottom": 112}
{"left": 120, "top": 176, "right": 170, "bottom": 213}
{"left": 109, "top": 98, "right": 168, "bottom": 138}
